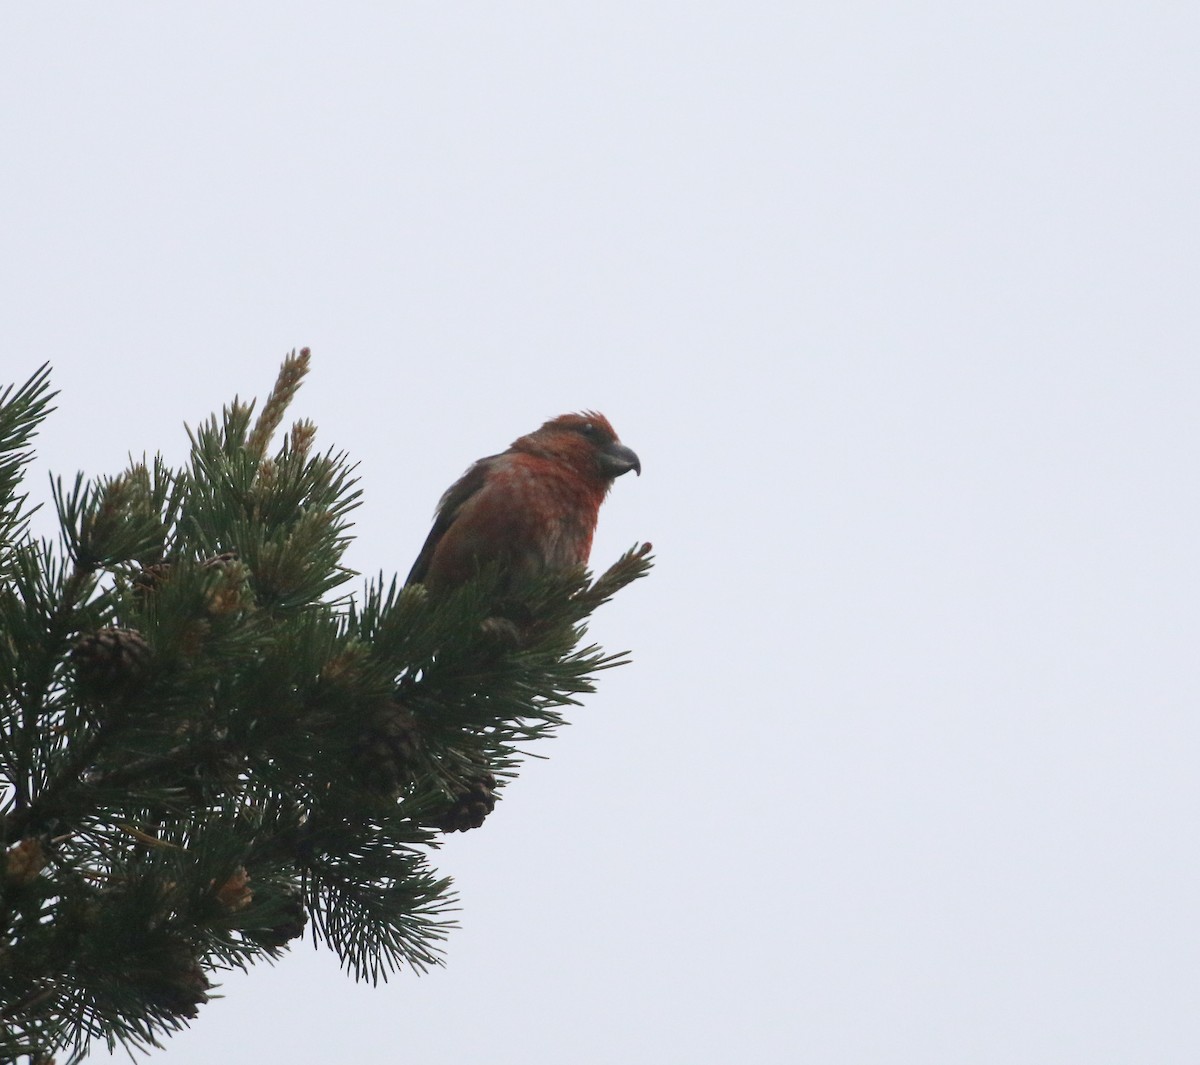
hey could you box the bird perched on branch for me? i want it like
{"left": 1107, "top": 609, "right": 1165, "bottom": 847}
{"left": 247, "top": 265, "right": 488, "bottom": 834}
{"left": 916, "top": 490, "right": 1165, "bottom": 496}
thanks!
{"left": 406, "top": 412, "right": 640, "bottom": 595}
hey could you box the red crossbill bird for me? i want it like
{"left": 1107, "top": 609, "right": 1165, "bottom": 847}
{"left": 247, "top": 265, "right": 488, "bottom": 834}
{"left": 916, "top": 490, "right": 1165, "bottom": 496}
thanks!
{"left": 406, "top": 412, "right": 640, "bottom": 595}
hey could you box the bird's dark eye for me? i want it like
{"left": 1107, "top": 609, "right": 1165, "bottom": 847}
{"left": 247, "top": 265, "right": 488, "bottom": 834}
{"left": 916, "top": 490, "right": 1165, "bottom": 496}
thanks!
{"left": 578, "top": 422, "right": 604, "bottom": 441}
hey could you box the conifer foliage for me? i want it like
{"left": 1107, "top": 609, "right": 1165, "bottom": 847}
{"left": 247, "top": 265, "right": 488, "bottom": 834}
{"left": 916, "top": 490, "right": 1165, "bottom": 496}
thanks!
{"left": 0, "top": 353, "right": 651, "bottom": 1062}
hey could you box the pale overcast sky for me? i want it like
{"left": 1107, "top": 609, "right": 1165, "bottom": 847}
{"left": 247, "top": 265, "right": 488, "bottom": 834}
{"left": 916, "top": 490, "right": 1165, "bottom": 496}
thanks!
{"left": 3, "top": 4, "right": 1199, "bottom": 1063}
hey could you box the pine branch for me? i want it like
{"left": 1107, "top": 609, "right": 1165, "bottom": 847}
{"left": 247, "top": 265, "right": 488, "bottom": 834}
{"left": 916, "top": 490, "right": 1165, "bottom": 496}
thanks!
{"left": 246, "top": 348, "right": 311, "bottom": 459}
{"left": 574, "top": 541, "right": 655, "bottom": 612}
{"left": 0, "top": 363, "right": 57, "bottom": 557}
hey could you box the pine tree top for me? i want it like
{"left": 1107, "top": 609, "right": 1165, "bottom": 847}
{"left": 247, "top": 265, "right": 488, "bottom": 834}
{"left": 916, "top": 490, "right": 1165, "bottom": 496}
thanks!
{"left": 0, "top": 353, "right": 651, "bottom": 1063}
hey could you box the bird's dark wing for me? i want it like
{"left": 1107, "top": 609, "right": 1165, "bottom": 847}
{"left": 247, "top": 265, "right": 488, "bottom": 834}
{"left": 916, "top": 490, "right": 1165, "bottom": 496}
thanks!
{"left": 404, "top": 455, "right": 499, "bottom": 586}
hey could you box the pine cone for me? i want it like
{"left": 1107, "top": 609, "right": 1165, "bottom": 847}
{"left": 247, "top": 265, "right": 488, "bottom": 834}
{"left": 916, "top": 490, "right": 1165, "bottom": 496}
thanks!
{"left": 213, "top": 867, "right": 253, "bottom": 913}
{"left": 244, "top": 888, "right": 307, "bottom": 949}
{"left": 426, "top": 770, "right": 498, "bottom": 833}
{"left": 71, "top": 627, "right": 151, "bottom": 697}
{"left": 4, "top": 838, "right": 47, "bottom": 886}
{"left": 203, "top": 554, "right": 253, "bottom": 616}
{"left": 139, "top": 938, "right": 211, "bottom": 1019}
{"left": 131, "top": 561, "right": 172, "bottom": 598}
{"left": 352, "top": 701, "right": 421, "bottom": 798}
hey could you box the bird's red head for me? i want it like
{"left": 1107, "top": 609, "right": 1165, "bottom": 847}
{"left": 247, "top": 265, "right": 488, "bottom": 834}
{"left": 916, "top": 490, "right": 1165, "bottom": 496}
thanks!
{"left": 513, "top": 411, "right": 641, "bottom": 485}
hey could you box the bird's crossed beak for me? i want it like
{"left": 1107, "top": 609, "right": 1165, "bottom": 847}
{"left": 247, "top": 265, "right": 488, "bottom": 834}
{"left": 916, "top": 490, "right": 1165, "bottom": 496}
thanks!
{"left": 599, "top": 440, "right": 641, "bottom": 478}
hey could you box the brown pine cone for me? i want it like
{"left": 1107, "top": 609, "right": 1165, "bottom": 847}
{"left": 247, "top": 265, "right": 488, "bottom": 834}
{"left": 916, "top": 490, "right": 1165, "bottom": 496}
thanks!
{"left": 213, "top": 867, "right": 253, "bottom": 913}
{"left": 138, "top": 938, "right": 212, "bottom": 1019}
{"left": 351, "top": 701, "right": 422, "bottom": 799}
{"left": 244, "top": 888, "right": 307, "bottom": 949}
{"left": 426, "top": 770, "right": 498, "bottom": 833}
{"left": 4, "top": 838, "right": 47, "bottom": 886}
{"left": 71, "top": 627, "right": 151, "bottom": 697}
{"left": 131, "top": 561, "right": 172, "bottom": 598}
